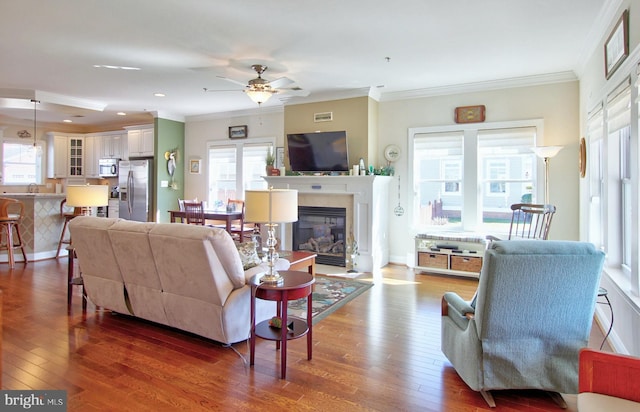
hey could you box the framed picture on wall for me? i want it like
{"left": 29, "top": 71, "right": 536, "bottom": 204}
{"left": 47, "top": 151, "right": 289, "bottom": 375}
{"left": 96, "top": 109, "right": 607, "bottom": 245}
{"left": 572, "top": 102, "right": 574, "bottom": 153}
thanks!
{"left": 228, "top": 125, "right": 248, "bottom": 139}
{"left": 190, "top": 159, "right": 201, "bottom": 174}
{"left": 604, "top": 9, "right": 628, "bottom": 79}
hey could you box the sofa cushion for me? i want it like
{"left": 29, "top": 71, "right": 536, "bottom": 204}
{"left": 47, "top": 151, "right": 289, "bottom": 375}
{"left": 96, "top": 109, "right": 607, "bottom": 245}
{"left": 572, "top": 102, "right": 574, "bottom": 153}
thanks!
{"left": 207, "top": 229, "right": 246, "bottom": 289}
{"left": 236, "top": 241, "right": 262, "bottom": 270}
{"left": 108, "top": 219, "right": 167, "bottom": 324}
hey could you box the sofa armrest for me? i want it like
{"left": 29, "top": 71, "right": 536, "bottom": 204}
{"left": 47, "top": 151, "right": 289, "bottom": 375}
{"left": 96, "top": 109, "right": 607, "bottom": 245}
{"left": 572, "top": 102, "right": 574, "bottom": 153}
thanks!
{"left": 243, "top": 258, "right": 291, "bottom": 283}
{"left": 442, "top": 292, "right": 475, "bottom": 318}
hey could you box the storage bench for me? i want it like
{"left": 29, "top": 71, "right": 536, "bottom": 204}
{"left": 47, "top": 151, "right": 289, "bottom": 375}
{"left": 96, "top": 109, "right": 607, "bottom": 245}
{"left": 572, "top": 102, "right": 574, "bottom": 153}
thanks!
{"left": 415, "top": 233, "right": 488, "bottom": 278}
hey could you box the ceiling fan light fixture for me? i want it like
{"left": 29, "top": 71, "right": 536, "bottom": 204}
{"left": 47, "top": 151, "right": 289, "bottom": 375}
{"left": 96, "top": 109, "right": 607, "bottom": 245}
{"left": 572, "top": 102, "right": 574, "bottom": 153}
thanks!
{"left": 244, "top": 87, "right": 276, "bottom": 105}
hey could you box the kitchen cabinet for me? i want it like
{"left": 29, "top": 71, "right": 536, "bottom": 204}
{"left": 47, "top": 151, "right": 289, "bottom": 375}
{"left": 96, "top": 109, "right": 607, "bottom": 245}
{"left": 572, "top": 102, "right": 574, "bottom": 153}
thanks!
{"left": 68, "top": 137, "right": 84, "bottom": 176}
{"left": 127, "top": 127, "right": 154, "bottom": 157}
{"left": 47, "top": 134, "right": 68, "bottom": 178}
{"left": 101, "top": 133, "right": 127, "bottom": 159}
{"left": 47, "top": 134, "right": 84, "bottom": 178}
{"left": 84, "top": 135, "right": 101, "bottom": 178}
{"left": 108, "top": 199, "right": 119, "bottom": 218}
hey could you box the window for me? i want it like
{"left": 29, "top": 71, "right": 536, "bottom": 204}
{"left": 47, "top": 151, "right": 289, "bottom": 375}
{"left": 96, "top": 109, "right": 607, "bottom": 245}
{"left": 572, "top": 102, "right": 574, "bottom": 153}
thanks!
{"left": 1, "top": 140, "right": 44, "bottom": 184}
{"left": 207, "top": 139, "right": 273, "bottom": 208}
{"left": 412, "top": 131, "right": 463, "bottom": 228}
{"left": 442, "top": 161, "right": 461, "bottom": 193}
{"left": 478, "top": 127, "right": 536, "bottom": 233}
{"left": 410, "top": 121, "right": 540, "bottom": 234}
{"left": 586, "top": 106, "right": 604, "bottom": 249}
{"left": 605, "top": 80, "right": 631, "bottom": 271}
{"left": 486, "top": 160, "right": 508, "bottom": 194}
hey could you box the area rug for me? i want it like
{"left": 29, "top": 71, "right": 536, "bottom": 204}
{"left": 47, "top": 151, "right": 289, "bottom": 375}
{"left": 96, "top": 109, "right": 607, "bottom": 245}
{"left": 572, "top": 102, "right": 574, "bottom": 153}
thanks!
{"left": 288, "top": 275, "right": 372, "bottom": 325}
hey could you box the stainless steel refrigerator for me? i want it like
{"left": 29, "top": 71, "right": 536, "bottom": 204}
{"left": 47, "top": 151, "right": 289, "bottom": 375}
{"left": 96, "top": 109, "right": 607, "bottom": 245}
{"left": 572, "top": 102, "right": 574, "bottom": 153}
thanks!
{"left": 119, "top": 159, "right": 153, "bottom": 222}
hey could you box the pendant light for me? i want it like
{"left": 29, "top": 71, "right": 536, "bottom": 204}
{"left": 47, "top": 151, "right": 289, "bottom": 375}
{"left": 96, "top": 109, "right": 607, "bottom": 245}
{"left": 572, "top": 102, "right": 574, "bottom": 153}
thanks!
{"left": 30, "top": 99, "right": 40, "bottom": 146}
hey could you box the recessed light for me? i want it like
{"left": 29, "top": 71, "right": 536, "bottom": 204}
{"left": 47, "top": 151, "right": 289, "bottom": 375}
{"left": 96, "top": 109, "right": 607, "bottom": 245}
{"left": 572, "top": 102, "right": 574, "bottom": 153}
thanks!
{"left": 63, "top": 119, "right": 72, "bottom": 123}
{"left": 154, "top": 93, "right": 166, "bottom": 97}
{"left": 117, "top": 112, "right": 127, "bottom": 116}
{"left": 93, "top": 64, "right": 141, "bottom": 71}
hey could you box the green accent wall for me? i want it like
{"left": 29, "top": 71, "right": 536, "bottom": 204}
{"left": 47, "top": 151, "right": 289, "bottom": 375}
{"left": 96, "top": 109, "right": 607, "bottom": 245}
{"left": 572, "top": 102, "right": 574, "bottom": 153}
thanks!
{"left": 154, "top": 118, "right": 185, "bottom": 222}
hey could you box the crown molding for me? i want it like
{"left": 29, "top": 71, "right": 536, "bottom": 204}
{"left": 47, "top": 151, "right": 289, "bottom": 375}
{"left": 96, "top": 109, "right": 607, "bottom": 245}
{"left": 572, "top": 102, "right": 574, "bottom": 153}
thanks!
{"left": 574, "top": 0, "right": 625, "bottom": 78}
{"left": 379, "top": 71, "right": 578, "bottom": 102}
{"left": 186, "top": 104, "right": 284, "bottom": 122}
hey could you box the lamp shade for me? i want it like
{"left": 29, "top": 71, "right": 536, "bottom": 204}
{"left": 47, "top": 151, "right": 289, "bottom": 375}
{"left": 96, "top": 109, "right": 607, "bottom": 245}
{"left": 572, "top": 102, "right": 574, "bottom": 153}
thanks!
{"left": 532, "top": 146, "right": 563, "bottom": 159}
{"left": 66, "top": 185, "right": 109, "bottom": 207}
{"left": 245, "top": 189, "right": 298, "bottom": 223}
{"left": 244, "top": 88, "right": 276, "bottom": 105}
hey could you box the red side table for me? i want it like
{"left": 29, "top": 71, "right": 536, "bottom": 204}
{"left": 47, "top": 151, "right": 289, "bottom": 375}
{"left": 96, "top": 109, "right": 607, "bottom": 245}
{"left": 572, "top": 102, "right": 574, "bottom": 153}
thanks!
{"left": 250, "top": 270, "right": 315, "bottom": 379}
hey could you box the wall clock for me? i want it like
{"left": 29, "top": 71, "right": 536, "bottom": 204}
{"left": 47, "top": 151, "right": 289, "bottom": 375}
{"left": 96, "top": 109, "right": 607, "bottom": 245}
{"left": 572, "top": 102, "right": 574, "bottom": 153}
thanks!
{"left": 384, "top": 144, "right": 401, "bottom": 163}
{"left": 579, "top": 137, "right": 586, "bottom": 178}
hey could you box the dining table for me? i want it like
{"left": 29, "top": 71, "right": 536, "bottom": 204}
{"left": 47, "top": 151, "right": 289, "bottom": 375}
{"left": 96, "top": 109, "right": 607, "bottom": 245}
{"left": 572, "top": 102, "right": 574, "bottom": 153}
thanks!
{"left": 168, "top": 209, "right": 243, "bottom": 234}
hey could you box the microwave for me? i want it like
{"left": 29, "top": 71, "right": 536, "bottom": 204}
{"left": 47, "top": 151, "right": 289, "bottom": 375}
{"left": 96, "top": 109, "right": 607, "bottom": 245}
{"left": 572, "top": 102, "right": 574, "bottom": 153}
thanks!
{"left": 99, "top": 158, "right": 119, "bottom": 177}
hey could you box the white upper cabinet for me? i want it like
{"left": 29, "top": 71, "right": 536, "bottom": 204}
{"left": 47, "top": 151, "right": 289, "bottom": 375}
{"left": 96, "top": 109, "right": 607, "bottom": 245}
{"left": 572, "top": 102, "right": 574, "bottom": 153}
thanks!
{"left": 127, "top": 127, "right": 154, "bottom": 158}
{"left": 101, "top": 133, "right": 127, "bottom": 159}
{"left": 47, "top": 134, "right": 68, "bottom": 178}
{"left": 47, "top": 134, "right": 85, "bottom": 178}
{"left": 84, "top": 135, "right": 101, "bottom": 178}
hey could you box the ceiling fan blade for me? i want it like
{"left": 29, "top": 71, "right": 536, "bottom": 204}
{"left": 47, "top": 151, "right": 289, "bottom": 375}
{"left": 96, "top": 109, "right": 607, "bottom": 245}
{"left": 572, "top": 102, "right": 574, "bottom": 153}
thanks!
{"left": 276, "top": 88, "right": 309, "bottom": 97}
{"left": 203, "top": 88, "right": 244, "bottom": 93}
{"left": 216, "top": 75, "right": 248, "bottom": 87}
{"left": 269, "top": 77, "right": 294, "bottom": 89}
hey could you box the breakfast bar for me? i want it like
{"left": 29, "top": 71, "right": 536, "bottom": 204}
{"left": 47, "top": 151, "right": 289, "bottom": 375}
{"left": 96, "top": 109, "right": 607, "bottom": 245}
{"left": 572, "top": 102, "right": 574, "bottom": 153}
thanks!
{"left": 0, "top": 193, "right": 66, "bottom": 263}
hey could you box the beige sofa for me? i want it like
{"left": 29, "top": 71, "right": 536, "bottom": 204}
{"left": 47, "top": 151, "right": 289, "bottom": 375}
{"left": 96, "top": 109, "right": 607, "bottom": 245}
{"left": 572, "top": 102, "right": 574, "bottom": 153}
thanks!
{"left": 69, "top": 216, "right": 287, "bottom": 345}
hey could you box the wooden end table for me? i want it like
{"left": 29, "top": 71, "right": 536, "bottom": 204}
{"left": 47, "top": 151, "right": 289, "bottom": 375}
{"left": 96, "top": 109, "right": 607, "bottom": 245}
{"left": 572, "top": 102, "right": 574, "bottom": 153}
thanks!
{"left": 249, "top": 270, "right": 315, "bottom": 379}
{"left": 282, "top": 250, "right": 317, "bottom": 275}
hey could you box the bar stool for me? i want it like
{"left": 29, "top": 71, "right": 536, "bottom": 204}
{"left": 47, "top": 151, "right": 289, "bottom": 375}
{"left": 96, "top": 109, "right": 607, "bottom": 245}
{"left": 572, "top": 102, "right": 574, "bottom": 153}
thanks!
{"left": 0, "top": 197, "right": 28, "bottom": 268}
{"left": 56, "top": 198, "right": 82, "bottom": 258}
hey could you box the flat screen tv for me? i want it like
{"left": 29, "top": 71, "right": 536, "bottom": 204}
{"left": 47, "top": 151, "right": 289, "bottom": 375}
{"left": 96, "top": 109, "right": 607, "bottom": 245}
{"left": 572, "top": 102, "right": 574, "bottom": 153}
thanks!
{"left": 286, "top": 131, "right": 349, "bottom": 173}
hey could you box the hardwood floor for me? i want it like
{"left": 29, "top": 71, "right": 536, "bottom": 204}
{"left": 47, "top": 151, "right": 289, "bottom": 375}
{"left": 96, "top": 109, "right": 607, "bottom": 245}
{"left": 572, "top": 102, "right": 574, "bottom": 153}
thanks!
{"left": 0, "top": 259, "right": 608, "bottom": 411}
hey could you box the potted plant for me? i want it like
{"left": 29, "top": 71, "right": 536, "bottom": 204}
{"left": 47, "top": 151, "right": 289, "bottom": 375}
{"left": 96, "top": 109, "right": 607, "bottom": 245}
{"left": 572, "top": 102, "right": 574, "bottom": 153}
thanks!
{"left": 265, "top": 147, "right": 276, "bottom": 175}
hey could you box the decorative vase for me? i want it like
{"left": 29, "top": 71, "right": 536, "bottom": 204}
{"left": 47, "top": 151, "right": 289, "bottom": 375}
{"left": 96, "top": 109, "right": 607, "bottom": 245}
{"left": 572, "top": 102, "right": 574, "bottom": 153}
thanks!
{"left": 266, "top": 165, "right": 275, "bottom": 176}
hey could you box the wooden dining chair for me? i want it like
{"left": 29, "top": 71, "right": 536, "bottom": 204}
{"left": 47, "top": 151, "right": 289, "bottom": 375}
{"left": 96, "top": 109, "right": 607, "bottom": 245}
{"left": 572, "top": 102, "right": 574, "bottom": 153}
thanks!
{"left": 183, "top": 201, "right": 206, "bottom": 225}
{"left": 227, "top": 199, "right": 256, "bottom": 243}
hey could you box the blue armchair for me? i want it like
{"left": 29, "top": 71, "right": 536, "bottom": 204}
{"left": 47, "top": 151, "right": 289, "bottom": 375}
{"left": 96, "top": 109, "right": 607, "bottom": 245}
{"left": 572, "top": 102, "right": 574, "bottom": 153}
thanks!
{"left": 441, "top": 240, "right": 605, "bottom": 407}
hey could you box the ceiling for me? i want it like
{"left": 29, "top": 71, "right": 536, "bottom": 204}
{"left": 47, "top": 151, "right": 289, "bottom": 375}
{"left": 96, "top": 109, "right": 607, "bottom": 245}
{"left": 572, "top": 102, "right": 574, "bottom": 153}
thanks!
{"left": 0, "top": 0, "right": 614, "bottom": 132}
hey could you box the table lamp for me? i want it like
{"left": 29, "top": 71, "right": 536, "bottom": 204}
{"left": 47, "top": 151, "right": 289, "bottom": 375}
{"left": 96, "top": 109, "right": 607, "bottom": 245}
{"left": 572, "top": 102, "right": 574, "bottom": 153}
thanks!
{"left": 531, "top": 146, "right": 563, "bottom": 204}
{"left": 66, "top": 185, "right": 109, "bottom": 215}
{"left": 245, "top": 188, "right": 298, "bottom": 284}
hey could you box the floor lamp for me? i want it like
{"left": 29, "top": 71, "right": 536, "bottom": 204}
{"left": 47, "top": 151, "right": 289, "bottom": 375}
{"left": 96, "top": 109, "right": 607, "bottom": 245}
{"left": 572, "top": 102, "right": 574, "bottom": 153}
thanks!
{"left": 245, "top": 188, "right": 298, "bottom": 284}
{"left": 532, "top": 146, "right": 563, "bottom": 204}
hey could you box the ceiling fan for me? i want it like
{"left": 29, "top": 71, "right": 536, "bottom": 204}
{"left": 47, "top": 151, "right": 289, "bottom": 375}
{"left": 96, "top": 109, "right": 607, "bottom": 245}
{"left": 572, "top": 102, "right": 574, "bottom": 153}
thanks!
{"left": 204, "top": 64, "right": 308, "bottom": 105}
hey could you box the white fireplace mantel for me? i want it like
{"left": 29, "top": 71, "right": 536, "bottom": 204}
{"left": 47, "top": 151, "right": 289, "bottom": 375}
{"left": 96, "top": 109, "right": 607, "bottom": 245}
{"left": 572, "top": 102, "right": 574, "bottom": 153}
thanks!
{"left": 264, "top": 175, "right": 391, "bottom": 272}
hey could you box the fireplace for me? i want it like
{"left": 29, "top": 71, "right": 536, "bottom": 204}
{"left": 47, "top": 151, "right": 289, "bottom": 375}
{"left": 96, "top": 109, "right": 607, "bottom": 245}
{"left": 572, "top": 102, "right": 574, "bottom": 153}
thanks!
{"left": 293, "top": 206, "right": 346, "bottom": 266}
{"left": 264, "top": 175, "right": 391, "bottom": 272}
